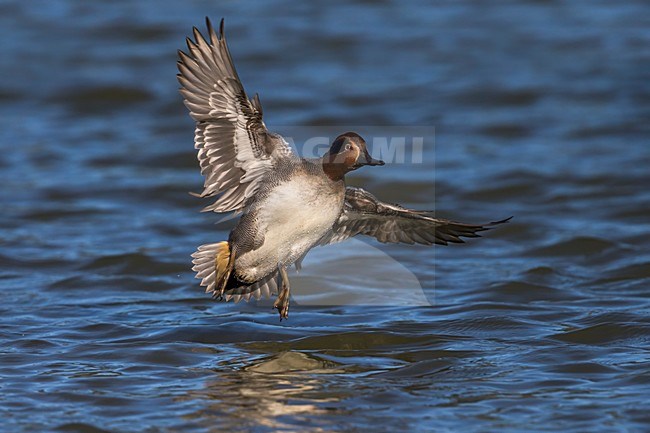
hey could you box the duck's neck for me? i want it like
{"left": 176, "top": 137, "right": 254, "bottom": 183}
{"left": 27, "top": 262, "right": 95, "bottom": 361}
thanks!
{"left": 321, "top": 158, "right": 348, "bottom": 182}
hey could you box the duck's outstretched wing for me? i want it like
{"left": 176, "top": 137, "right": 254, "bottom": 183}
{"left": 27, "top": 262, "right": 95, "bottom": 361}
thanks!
{"left": 177, "top": 18, "right": 294, "bottom": 213}
{"left": 321, "top": 187, "right": 511, "bottom": 246}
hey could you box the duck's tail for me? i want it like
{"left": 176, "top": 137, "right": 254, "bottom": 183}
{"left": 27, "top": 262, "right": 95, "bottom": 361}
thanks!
{"left": 191, "top": 241, "right": 231, "bottom": 297}
{"left": 191, "top": 242, "right": 279, "bottom": 303}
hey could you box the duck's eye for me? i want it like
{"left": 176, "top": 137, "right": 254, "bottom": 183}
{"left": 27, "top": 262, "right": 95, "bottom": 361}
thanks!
{"left": 345, "top": 143, "right": 352, "bottom": 151}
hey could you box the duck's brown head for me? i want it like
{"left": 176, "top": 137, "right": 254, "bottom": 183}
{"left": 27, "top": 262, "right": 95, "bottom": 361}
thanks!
{"left": 322, "top": 132, "right": 384, "bottom": 180}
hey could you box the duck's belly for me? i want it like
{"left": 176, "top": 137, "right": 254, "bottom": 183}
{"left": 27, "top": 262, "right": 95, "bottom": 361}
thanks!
{"left": 235, "top": 177, "right": 343, "bottom": 282}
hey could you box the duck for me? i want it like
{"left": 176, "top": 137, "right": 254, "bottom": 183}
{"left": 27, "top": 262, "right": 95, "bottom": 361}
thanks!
{"left": 178, "top": 18, "right": 510, "bottom": 319}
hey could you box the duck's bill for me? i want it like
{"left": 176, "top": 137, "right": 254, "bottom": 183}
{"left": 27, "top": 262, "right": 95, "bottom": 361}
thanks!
{"left": 366, "top": 157, "right": 385, "bottom": 166}
{"left": 354, "top": 152, "right": 385, "bottom": 168}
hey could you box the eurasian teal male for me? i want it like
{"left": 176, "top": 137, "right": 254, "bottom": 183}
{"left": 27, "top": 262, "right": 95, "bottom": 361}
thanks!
{"left": 178, "top": 19, "right": 509, "bottom": 319}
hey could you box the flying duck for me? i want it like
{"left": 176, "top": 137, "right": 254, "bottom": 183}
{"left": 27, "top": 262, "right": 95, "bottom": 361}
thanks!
{"left": 178, "top": 19, "right": 509, "bottom": 319}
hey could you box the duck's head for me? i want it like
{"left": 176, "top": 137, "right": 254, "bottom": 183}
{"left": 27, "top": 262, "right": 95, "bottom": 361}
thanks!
{"left": 323, "top": 132, "right": 384, "bottom": 178}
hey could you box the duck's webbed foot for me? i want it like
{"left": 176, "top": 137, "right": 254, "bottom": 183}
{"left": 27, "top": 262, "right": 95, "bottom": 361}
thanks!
{"left": 273, "top": 266, "right": 291, "bottom": 320}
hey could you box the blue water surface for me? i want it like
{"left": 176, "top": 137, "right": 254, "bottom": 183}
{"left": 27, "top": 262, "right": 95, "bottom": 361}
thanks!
{"left": 1, "top": 1, "right": 650, "bottom": 432}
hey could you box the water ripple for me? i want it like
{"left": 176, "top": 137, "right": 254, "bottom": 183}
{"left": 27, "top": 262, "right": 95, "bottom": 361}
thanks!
{"left": 1, "top": 1, "right": 649, "bottom": 432}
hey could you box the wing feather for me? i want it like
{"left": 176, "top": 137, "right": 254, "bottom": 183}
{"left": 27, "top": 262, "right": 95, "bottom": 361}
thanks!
{"left": 321, "top": 187, "right": 511, "bottom": 246}
{"left": 178, "top": 18, "right": 294, "bottom": 213}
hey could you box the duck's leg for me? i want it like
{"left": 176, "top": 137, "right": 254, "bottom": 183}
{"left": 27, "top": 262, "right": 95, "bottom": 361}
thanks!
{"left": 273, "top": 266, "right": 291, "bottom": 320}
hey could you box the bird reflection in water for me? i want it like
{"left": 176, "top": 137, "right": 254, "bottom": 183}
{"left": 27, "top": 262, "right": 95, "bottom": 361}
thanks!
{"left": 180, "top": 351, "right": 346, "bottom": 432}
